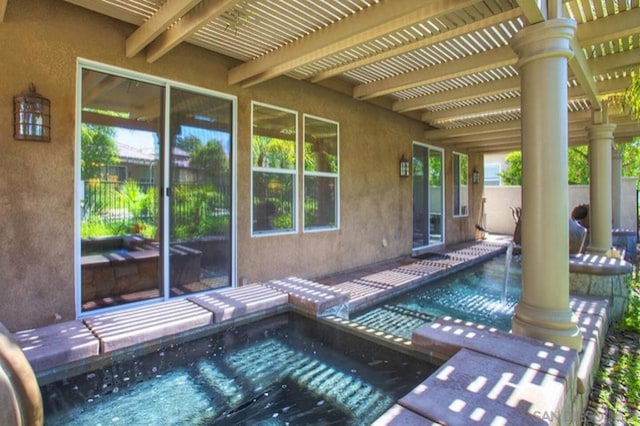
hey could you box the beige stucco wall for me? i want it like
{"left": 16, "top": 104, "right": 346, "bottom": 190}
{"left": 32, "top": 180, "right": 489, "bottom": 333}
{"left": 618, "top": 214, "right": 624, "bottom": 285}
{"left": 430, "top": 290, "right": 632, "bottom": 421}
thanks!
{"left": 0, "top": 0, "right": 479, "bottom": 331}
{"left": 484, "top": 178, "right": 638, "bottom": 235}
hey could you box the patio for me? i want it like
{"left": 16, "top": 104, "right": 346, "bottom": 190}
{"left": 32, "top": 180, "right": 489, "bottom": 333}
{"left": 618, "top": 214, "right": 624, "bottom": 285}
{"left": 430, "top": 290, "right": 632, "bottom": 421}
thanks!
{"left": 1, "top": 0, "right": 639, "bottom": 424}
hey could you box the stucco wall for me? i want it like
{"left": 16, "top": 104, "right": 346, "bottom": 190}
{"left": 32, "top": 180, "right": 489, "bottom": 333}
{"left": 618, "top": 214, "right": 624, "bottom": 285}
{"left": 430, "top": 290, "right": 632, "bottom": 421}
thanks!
{"left": 0, "top": 0, "right": 480, "bottom": 330}
{"left": 484, "top": 178, "right": 638, "bottom": 236}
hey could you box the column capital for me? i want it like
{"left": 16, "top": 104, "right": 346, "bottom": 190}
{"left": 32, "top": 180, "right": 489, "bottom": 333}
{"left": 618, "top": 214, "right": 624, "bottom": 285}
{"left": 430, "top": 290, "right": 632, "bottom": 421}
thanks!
{"left": 510, "top": 18, "right": 577, "bottom": 69}
{"left": 587, "top": 123, "right": 617, "bottom": 140}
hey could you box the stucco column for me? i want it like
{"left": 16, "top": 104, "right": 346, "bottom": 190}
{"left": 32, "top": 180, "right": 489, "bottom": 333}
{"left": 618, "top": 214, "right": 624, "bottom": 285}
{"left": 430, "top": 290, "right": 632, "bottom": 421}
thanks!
{"left": 509, "top": 19, "right": 582, "bottom": 350}
{"left": 587, "top": 123, "right": 616, "bottom": 252}
{"left": 611, "top": 144, "right": 622, "bottom": 229}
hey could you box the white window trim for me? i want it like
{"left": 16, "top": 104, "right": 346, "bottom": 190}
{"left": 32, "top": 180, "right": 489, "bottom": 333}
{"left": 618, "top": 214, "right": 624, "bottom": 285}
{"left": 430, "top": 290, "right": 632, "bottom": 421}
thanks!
{"left": 250, "top": 101, "right": 299, "bottom": 237}
{"left": 303, "top": 114, "right": 340, "bottom": 233}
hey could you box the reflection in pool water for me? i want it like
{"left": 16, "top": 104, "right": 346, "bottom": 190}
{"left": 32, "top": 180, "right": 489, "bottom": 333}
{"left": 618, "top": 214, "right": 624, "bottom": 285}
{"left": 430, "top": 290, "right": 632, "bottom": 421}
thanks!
{"left": 41, "top": 313, "right": 436, "bottom": 425}
{"left": 351, "top": 255, "right": 522, "bottom": 339}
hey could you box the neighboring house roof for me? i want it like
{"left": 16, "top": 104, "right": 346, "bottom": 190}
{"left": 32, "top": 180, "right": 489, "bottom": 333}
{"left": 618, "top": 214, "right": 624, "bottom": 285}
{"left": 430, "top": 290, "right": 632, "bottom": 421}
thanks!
{"left": 116, "top": 140, "right": 191, "bottom": 168}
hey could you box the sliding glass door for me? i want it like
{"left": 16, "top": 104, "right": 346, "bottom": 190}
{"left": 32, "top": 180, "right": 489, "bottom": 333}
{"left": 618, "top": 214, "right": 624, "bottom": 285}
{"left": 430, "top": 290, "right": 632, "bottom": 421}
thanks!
{"left": 412, "top": 143, "right": 444, "bottom": 250}
{"left": 78, "top": 64, "right": 234, "bottom": 313}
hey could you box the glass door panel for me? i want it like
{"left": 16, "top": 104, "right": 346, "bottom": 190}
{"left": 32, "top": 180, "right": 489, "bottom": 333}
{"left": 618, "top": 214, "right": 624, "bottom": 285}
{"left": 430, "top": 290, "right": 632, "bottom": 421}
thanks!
{"left": 412, "top": 144, "right": 444, "bottom": 250}
{"left": 79, "top": 69, "right": 164, "bottom": 311}
{"left": 168, "top": 88, "right": 233, "bottom": 296}
{"left": 428, "top": 149, "right": 444, "bottom": 245}
{"left": 412, "top": 145, "right": 429, "bottom": 248}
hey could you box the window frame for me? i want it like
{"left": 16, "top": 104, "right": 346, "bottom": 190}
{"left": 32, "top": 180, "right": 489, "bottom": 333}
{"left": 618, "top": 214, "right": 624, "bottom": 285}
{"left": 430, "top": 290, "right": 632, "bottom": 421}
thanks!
{"left": 75, "top": 58, "right": 238, "bottom": 317}
{"left": 452, "top": 151, "right": 469, "bottom": 218}
{"left": 302, "top": 114, "right": 340, "bottom": 233}
{"left": 250, "top": 101, "right": 299, "bottom": 237}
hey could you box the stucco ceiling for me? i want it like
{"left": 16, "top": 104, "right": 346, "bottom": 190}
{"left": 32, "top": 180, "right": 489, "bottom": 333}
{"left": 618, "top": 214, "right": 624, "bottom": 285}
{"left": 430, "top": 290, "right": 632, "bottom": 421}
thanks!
{"left": 63, "top": 0, "right": 640, "bottom": 152}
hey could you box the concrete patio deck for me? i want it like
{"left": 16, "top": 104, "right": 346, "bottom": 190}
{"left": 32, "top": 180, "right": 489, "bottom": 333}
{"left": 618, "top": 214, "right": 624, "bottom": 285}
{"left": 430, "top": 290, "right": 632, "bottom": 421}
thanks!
{"left": 10, "top": 236, "right": 613, "bottom": 425}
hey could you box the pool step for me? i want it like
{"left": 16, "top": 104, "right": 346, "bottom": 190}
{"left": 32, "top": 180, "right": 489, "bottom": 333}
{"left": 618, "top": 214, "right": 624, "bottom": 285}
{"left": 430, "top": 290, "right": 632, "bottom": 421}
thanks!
{"left": 350, "top": 305, "right": 435, "bottom": 340}
{"left": 223, "top": 338, "right": 392, "bottom": 423}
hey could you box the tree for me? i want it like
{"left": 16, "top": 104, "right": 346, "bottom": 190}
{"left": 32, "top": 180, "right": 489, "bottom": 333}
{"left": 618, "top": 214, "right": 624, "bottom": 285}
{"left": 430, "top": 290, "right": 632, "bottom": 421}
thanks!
{"left": 81, "top": 124, "right": 119, "bottom": 179}
{"left": 190, "top": 140, "right": 229, "bottom": 181}
{"left": 498, "top": 140, "right": 640, "bottom": 186}
{"left": 498, "top": 151, "right": 522, "bottom": 185}
{"left": 175, "top": 135, "right": 201, "bottom": 153}
{"left": 567, "top": 146, "right": 589, "bottom": 184}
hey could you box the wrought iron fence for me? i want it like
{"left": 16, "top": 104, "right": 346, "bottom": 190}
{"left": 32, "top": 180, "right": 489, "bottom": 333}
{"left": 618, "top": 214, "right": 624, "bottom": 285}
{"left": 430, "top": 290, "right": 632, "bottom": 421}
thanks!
{"left": 82, "top": 180, "right": 230, "bottom": 234}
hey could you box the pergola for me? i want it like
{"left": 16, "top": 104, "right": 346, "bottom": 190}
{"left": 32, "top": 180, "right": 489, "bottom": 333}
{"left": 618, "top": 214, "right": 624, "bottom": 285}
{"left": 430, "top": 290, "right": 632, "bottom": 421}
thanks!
{"left": 32, "top": 0, "right": 639, "bottom": 151}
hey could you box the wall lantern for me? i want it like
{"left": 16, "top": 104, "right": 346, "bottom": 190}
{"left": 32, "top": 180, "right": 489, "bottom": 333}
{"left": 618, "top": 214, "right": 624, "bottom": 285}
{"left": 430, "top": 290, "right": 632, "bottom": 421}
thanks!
{"left": 399, "top": 154, "right": 410, "bottom": 177}
{"left": 472, "top": 167, "right": 480, "bottom": 184}
{"left": 14, "top": 83, "right": 50, "bottom": 142}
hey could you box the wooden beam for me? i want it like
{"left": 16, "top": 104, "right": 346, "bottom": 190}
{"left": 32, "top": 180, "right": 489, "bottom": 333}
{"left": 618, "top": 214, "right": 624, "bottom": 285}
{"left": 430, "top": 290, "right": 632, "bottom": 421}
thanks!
{"left": 0, "top": 0, "right": 8, "bottom": 22}
{"left": 424, "top": 110, "right": 591, "bottom": 140}
{"left": 82, "top": 111, "right": 159, "bottom": 132}
{"left": 146, "top": 0, "right": 240, "bottom": 63}
{"left": 589, "top": 49, "right": 640, "bottom": 75}
{"left": 576, "top": 7, "right": 640, "bottom": 47}
{"left": 310, "top": 8, "right": 522, "bottom": 83}
{"left": 64, "top": 0, "right": 144, "bottom": 25}
{"left": 127, "top": 0, "right": 203, "bottom": 58}
{"left": 394, "top": 76, "right": 522, "bottom": 113}
{"left": 228, "top": 0, "right": 477, "bottom": 87}
{"left": 570, "top": 36, "right": 601, "bottom": 111}
{"left": 354, "top": 46, "right": 518, "bottom": 100}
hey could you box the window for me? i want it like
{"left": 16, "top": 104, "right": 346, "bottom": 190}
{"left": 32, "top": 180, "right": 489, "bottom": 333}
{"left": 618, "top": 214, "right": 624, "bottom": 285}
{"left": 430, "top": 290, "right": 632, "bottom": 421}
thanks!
{"left": 453, "top": 152, "right": 468, "bottom": 217}
{"left": 304, "top": 115, "right": 339, "bottom": 231}
{"left": 251, "top": 102, "right": 297, "bottom": 235}
{"left": 484, "top": 163, "right": 501, "bottom": 186}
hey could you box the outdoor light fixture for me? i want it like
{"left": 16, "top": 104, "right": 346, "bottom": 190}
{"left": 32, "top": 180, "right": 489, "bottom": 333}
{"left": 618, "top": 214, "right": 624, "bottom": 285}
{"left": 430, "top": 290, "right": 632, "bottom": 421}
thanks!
{"left": 14, "top": 83, "right": 50, "bottom": 142}
{"left": 399, "top": 154, "right": 410, "bottom": 177}
{"left": 472, "top": 167, "right": 480, "bottom": 184}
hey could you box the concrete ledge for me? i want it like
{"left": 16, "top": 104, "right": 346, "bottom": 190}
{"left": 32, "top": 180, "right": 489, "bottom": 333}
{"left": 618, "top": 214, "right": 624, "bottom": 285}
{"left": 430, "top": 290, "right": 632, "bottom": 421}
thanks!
{"left": 371, "top": 404, "right": 440, "bottom": 425}
{"left": 412, "top": 316, "right": 578, "bottom": 380}
{"left": 569, "top": 253, "right": 632, "bottom": 275}
{"left": 399, "top": 349, "right": 566, "bottom": 426}
{"left": 188, "top": 284, "right": 288, "bottom": 323}
{"left": 332, "top": 281, "right": 389, "bottom": 311}
{"left": 13, "top": 321, "right": 99, "bottom": 373}
{"left": 83, "top": 300, "right": 213, "bottom": 353}
{"left": 262, "top": 277, "right": 349, "bottom": 317}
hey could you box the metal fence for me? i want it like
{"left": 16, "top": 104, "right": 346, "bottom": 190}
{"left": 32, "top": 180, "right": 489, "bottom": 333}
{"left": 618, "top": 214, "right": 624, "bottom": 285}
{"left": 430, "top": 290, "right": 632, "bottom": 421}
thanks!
{"left": 82, "top": 180, "right": 230, "bottom": 229}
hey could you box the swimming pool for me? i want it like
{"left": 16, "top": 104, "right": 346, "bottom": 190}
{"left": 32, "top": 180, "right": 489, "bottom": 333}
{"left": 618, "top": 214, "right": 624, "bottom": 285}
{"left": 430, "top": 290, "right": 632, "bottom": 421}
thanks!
{"left": 350, "top": 255, "right": 522, "bottom": 339}
{"left": 41, "top": 313, "right": 436, "bottom": 425}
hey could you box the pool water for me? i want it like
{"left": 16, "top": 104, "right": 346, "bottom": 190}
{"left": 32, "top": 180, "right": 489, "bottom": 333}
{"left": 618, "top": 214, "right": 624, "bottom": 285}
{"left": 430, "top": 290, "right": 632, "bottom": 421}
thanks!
{"left": 41, "top": 313, "right": 435, "bottom": 425}
{"left": 351, "top": 255, "right": 522, "bottom": 339}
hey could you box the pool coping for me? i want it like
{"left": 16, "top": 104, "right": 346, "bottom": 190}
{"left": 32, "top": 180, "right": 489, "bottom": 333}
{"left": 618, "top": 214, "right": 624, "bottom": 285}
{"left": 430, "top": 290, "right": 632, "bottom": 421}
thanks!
{"left": 12, "top": 236, "right": 612, "bottom": 425}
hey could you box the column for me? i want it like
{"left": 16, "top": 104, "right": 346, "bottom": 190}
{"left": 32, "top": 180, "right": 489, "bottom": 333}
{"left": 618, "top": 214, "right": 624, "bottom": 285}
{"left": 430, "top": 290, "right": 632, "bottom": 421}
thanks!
{"left": 587, "top": 124, "right": 616, "bottom": 253}
{"left": 611, "top": 144, "right": 622, "bottom": 229}
{"left": 509, "top": 19, "right": 582, "bottom": 350}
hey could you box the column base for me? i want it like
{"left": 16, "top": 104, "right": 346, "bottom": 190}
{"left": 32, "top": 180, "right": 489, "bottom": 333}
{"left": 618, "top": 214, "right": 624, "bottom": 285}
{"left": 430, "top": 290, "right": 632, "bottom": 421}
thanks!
{"left": 512, "top": 301, "right": 582, "bottom": 350}
{"left": 585, "top": 244, "right": 609, "bottom": 255}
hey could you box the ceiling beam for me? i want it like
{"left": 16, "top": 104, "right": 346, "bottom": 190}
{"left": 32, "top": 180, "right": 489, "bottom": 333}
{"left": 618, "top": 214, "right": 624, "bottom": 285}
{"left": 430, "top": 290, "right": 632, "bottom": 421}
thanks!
{"left": 310, "top": 8, "right": 522, "bottom": 83}
{"left": 0, "top": 0, "right": 8, "bottom": 22}
{"left": 64, "top": 0, "right": 144, "bottom": 25}
{"left": 424, "top": 110, "right": 592, "bottom": 140}
{"left": 355, "top": 46, "right": 518, "bottom": 100}
{"left": 422, "top": 98, "right": 521, "bottom": 124}
{"left": 569, "top": 36, "right": 601, "bottom": 111}
{"left": 394, "top": 76, "right": 522, "bottom": 113}
{"left": 146, "top": 0, "right": 240, "bottom": 63}
{"left": 576, "top": 7, "right": 640, "bottom": 47}
{"left": 589, "top": 49, "right": 640, "bottom": 75}
{"left": 228, "top": 0, "right": 477, "bottom": 87}
{"left": 126, "top": 0, "right": 203, "bottom": 58}
{"left": 420, "top": 77, "right": 631, "bottom": 124}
